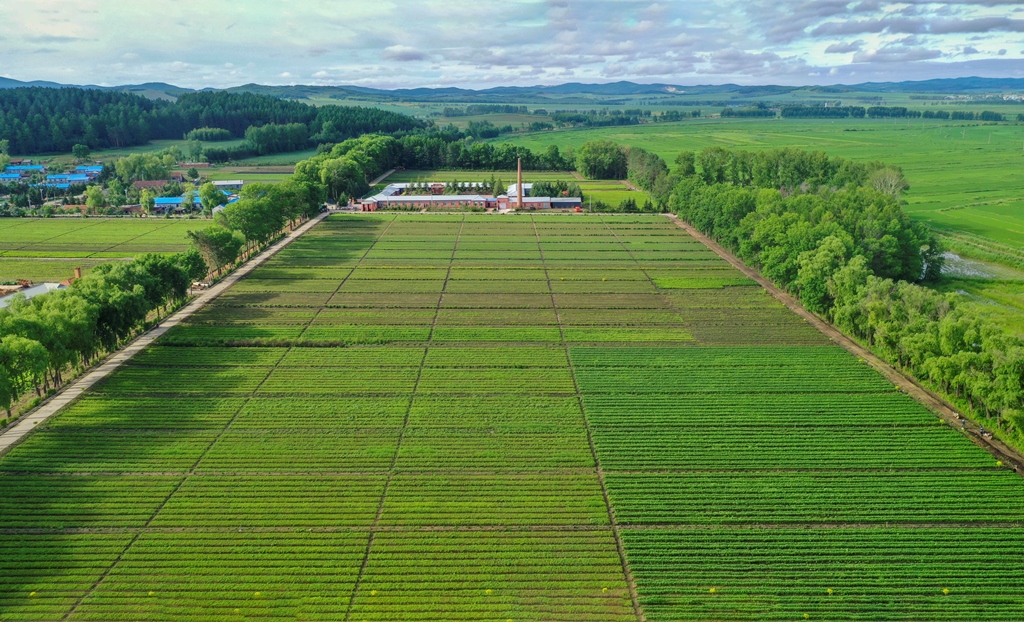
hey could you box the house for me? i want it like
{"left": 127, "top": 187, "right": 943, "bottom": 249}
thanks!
{"left": 213, "top": 180, "right": 245, "bottom": 191}
{"left": 153, "top": 195, "right": 202, "bottom": 213}
{"left": 5, "top": 165, "right": 46, "bottom": 177}
{"left": 0, "top": 173, "right": 21, "bottom": 183}
{"left": 0, "top": 283, "right": 68, "bottom": 310}
{"left": 75, "top": 166, "right": 104, "bottom": 179}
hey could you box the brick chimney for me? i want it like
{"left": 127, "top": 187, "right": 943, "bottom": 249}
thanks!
{"left": 74, "top": 267, "right": 83, "bottom": 280}
{"left": 517, "top": 158, "right": 524, "bottom": 210}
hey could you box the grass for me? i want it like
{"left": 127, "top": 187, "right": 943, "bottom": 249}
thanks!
{"left": 0, "top": 218, "right": 199, "bottom": 261}
{"left": 497, "top": 117, "right": 1024, "bottom": 248}
{"left": 1, "top": 213, "right": 1022, "bottom": 621}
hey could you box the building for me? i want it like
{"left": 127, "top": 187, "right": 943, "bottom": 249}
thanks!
{"left": 0, "top": 283, "right": 67, "bottom": 310}
{"left": 75, "top": 166, "right": 104, "bottom": 180}
{"left": 360, "top": 179, "right": 579, "bottom": 212}
{"left": 4, "top": 165, "right": 46, "bottom": 178}
{"left": 0, "top": 173, "right": 21, "bottom": 183}
{"left": 507, "top": 183, "right": 534, "bottom": 197}
{"left": 213, "top": 180, "right": 245, "bottom": 191}
{"left": 153, "top": 196, "right": 203, "bottom": 213}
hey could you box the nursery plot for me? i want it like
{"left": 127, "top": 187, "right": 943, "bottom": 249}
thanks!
{"left": 3, "top": 212, "right": 1023, "bottom": 622}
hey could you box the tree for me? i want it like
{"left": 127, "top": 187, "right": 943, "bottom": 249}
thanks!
{"left": 869, "top": 167, "right": 909, "bottom": 197}
{"left": 199, "top": 182, "right": 227, "bottom": 216}
{"left": 187, "top": 226, "right": 243, "bottom": 277}
{"left": 187, "top": 167, "right": 200, "bottom": 181}
{"left": 575, "top": 140, "right": 627, "bottom": 179}
{"left": 84, "top": 186, "right": 106, "bottom": 213}
{"left": 675, "top": 151, "right": 696, "bottom": 177}
{"left": 115, "top": 152, "right": 172, "bottom": 183}
{"left": 793, "top": 235, "right": 852, "bottom": 314}
{"left": 140, "top": 190, "right": 156, "bottom": 215}
{"left": 72, "top": 144, "right": 91, "bottom": 161}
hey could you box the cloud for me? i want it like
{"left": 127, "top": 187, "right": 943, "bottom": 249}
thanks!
{"left": 382, "top": 45, "right": 426, "bottom": 62}
{"left": 853, "top": 44, "right": 943, "bottom": 63}
{"left": 0, "top": 0, "right": 1020, "bottom": 88}
{"left": 825, "top": 41, "right": 864, "bottom": 54}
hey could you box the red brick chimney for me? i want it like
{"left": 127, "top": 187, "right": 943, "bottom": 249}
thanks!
{"left": 74, "top": 267, "right": 83, "bottom": 280}
{"left": 517, "top": 158, "right": 524, "bottom": 210}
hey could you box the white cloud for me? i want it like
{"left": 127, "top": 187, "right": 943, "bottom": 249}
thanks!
{"left": 0, "top": 0, "right": 1019, "bottom": 88}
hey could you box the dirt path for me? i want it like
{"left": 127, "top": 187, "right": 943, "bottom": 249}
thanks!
{"left": 666, "top": 214, "right": 1024, "bottom": 475}
{"left": 0, "top": 212, "right": 330, "bottom": 456}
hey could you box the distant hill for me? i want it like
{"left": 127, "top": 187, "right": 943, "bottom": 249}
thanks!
{"left": 1, "top": 76, "right": 1023, "bottom": 102}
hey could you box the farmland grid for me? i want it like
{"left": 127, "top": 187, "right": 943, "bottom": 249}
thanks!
{"left": 0, "top": 213, "right": 1023, "bottom": 621}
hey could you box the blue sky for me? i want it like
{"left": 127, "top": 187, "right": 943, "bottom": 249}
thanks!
{"left": 2, "top": 0, "right": 1023, "bottom": 88}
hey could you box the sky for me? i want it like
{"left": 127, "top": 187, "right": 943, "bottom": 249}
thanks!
{"left": 1, "top": 0, "right": 1023, "bottom": 89}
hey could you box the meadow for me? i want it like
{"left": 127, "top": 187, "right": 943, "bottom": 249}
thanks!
{"left": 500, "top": 117, "right": 1024, "bottom": 249}
{"left": 1, "top": 213, "right": 1022, "bottom": 621}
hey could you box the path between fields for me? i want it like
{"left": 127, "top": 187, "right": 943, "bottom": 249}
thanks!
{"left": 0, "top": 212, "right": 330, "bottom": 456}
{"left": 667, "top": 214, "right": 1024, "bottom": 475}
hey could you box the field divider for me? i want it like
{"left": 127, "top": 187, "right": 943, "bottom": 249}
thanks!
{"left": 342, "top": 214, "right": 466, "bottom": 622}
{"left": 531, "top": 215, "right": 646, "bottom": 622}
{"left": 666, "top": 213, "right": 1024, "bottom": 475}
{"left": 0, "top": 211, "right": 331, "bottom": 457}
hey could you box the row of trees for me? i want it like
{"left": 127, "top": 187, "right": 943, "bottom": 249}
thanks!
{"left": 0, "top": 252, "right": 205, "bottom": 418}
{"left": 665, "top": 145, "right": 1024, "bottom": 438}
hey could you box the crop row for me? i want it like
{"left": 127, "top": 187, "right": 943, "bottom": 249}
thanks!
{"left": 621, "top": 528, "right": 1024, "bottom": 622}
{"left": 605, "top": 471, "right": 1024, "bottom": 524}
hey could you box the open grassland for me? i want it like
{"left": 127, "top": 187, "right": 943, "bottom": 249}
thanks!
{"left": 1, "top": 213, "right": 1022, "bottom": 621}
{"left": 0, "top": 218, "right": 197, "bottom": 262}
{"left": 501, "top": 117, "right": 1024, "bottom": 249}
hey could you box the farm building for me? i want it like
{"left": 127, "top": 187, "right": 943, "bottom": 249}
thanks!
{"left": 361, "top": 180, "right": 580, "bottom": 211}
{"left": 0, "top": 283, "right": 67, "bottom": 310}
{"left": 213, "top": 180, "right": 245, "bottom": 191}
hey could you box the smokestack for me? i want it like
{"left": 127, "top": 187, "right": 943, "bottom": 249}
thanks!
{"left": 517, "top": 158, "right": 524, "bottom": 211}
{"left": 74, "top": 267, "right": 82, "bottom": 280}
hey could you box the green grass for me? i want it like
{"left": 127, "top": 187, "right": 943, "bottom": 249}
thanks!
{"left": 0, "top": 218, "right": 200, "bottom": 260}
{"left": 2, "top": 213, "right": 1023, "bottom": 621}
{"left": 498, "top": 117, "right": 1024, "bottom": 248}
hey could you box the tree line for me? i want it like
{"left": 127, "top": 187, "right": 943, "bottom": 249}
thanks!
{"left": 0, "top": 87, "right": 426, "bottom": 155}
{"left": 655, "top": 145, "right": 1024, "bottom": 442}
{"left": 0, "top": 251, "right": 205, "bottom": 420}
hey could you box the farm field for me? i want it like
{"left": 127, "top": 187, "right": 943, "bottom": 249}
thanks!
{"left": 500, "top": 117, "right": 1024, "bottom": 250}
{"left": 0, "top": 219, "right": 198, "bottom": 279}
{"left": 1, "top": 213, "right": 1023, "bottom": 621}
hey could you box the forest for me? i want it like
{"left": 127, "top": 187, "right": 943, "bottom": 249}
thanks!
{"left": 0, "top": 87, "right": 426, "bottom": 155}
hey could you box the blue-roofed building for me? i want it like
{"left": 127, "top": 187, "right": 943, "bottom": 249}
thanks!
{"left": 153, "top": 195, "right": 203, "bottom": 213}
{"left": 6, "top": 165, "right": 46, "bottom": 174}
{"left": 0, "top": 173, "right": 21, "bottom": 182}
{"left": 75, "top": 166, "right": 104, "bottom": 173}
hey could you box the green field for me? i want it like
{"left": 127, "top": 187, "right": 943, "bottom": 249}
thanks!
{"left": 0, "top": 218, "right": 198, "bottom": 263}
{"left": 499, "top": 117, "right": 1024, "bottom": 249}
{"left": 2, "top": 213, "right": 1022, "bottom": 621}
